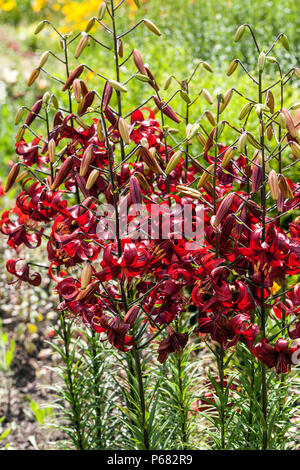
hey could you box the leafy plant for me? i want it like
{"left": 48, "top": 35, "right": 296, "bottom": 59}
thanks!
{"left": 0, "top": 0, "right": 299, "bottom": 451}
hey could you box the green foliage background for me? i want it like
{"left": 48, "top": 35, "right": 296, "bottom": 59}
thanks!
{"left": 0, "top": 0, "right": 300, "bottom": 181}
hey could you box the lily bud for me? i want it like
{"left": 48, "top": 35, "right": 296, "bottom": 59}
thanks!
{"left": 205, "top": 110, "right": 215, "bottom": 126}
{"left": 144, "top": 19, "right": 162, "bottom": 36}
{"left": 25, "top": 99, "right": 43, "bottom": 126}
{"left": 34, "top": 21, "right": 46, "bottom": 35}
{"left": 196, "top": 132, "right": 207, "bottom": 147}
{"left": 118, "top": 117, "right": 130, "bottom": 145}
{"left": 15, "top": 107, "right": 25, "bottom": 125}
{"left": 85, "top": 169, "right": 100, "bottom": 190}
{"left": 80, "top": 145, "right": 94, "bottom": 177}
{"left": 234, "top": 25, "right": 245, "bottom": 42}
{"left": 153, "top": 96, "right": 181, "bottom": 123}
{"left": 135, "top": 74, "right": 151, "bottom": 84}
{"left": 278, "top": 111, "right": 286, "bottom": 128}
{"left": 289, "top": 141, "right": 300, "bottom": 158}
{"left": 135, "top": 172, "right": 150, "bottom": 191}
{"left": 53, "top": 111, "right": 63, "bottom": 127}
{"left": 38, "top": 50, "right": 50, "bottom": 68}
{"left": 294, "top": 68, "right": 300, "bottom": 80}
{"left": 278, "top": 174, "right": 294, "bottom": 199}
{"left": 246, "top": 132, "right": 262, "bottom": 150}
{"left": 202, "top": 61, "right": 213, "bottom": 73}
{"left": 164, "top": 75, "right": 173, "bottom": 90}
{"left": 133, "top": 49, "right": 147, "bottom": 75}
{"left": 85, "top": 17, "right": 96, "bottom": 33}
{"left": 180, "top": 90, "right": 190, "bottom": 104}
{"left": 280, "top": 34, "right": 290, "bottom": 51}
{"left": 108, "top": 79, "right": 128, "bottom": 93}
{"left": 79, "top": 80, "right": 88, "bottom": 97}
{"left": 73, "top": 79, "right": 82, "bottom": 103}
{"left": 214, "top": 192, "right": 235, "bottom": 227}
{"left": 75, "top": 33, "right": 89, "bottom": 59}
{"left": 176, "top": 185, "right": 202, "bottom": 199}
{"left": 202, "top": 88, "right": 213, "bottom": 104}
{"left": 98, "top": 2, "right": 106, "bottom": 20}
{"left": 186, "top": 123, "right": 200, "bottom": 142}
{"left": 42, "top": 92, "right": 50, "bottom": 106}
{"left": 197, "top": 164, "right": 214, "bottom": 189}
{"left": 239, "top": 102, "right": 252, "bottom": 120}
{"left": 258, "top": 51, "right": 266, "bottom": 72}
{"left": 52, "top": 95, "right": 59, "bottom": 109}
{"left": 267, "top": 91, "right": 275, "bottom": 114}
{"left": 237, "top": 132, "right": 248, "bottom": 153}
{"left": 118, "top": 38, "right": 124, "bottom": 58}
{"left": 221, "top": 147, "right": 235, "bottom": 168}
{"left": 81, "top": 263, "right": 92, "bottom": 289}
{"left": 101, "top": 81, "right": 113, "bottom": 111}
{"left": 123, "top": 306, "right": 140, "bottom": 326}
{"left": 220, "top": 213, "right": 235, "bottom": 245}
{"left": 216, "top": 121, "right": 225, "bottom": 139}
{"left": 15, "top": 169, "right": 29, "bottom": 183}
{"left": 219, "top": 88, "right": 233, "bottom": 114}
{"left": 76, "top": 281, "right": 99, "bottom": 302}
{"left": 48, "top": 139, "right": 56, "bottom": 164}
{"left": 75, "top": 116, "right": 89, "bottom": 130}
{"left": 51, "top": 157, "right": 73, "bottom": 191}
{"left": 252, "top": 154, "right": 262, "bottom": 194}
{"left": 97, "top": 120, "right": 104, "bottom": 141}
{"left": 4, "top": 164, "right": 20, "bottom": 192}
{"left": 281, "top": 108, "right": 297, "bottom": 138}
{"left": 165, "top": 151, "right": 182, "bottom": 175}
{"left": 268, "top": 169, "right": 279, "bottom": 201}
{"left": 203, "top": 128, "right": 216, "bottom": 153}
{"left": 77, "top": 90, "right": 95, "bottom": 115}
{"left": 16, "top": 126, "right": 25, "bottom": 142}
{"left": 27, "top": 68, "right": 40, "bottom": 87}
{"left": 137, "top": 147, "right": 161, "bottom": 174}
{"left": 227, "top": 59, "right": 238, "bottom": 76}
{"left": 129, "top": 175, "right": 142, "bottom": 204}
{"left": 62, "top": 65, "right": 84, "bottom": 91}
{"left": 266, "top": 125, "right": 273, "bottom": 141}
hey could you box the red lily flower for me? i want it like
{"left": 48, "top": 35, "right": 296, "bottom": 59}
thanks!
{"left": 0, "top": 209, "right": 42, "bottom": 250}
{"left": 157, "top": 326, "right": 188, "bottom": 363}
{"left": 93, "top": 314, "right": 135, "bottom": 352}
{"left": 6, "top": 258, "right": 41, "bottom": 286}
{"left": 252, "top": 338, "right": 300, "bottom": 374}
{"left": 97, "top": 239, "right": 149, "bottom": 281}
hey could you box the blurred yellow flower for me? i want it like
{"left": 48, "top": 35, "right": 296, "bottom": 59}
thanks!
{"left": 0, "top": 0, "right": 16, "bottom": 11}
{"left": 32, "top": 0, "right": 47, "bottom": 12}
{"left": 1, "top": 0, "right": 146, "bottom": 28}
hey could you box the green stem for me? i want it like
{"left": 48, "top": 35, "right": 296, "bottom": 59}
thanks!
{"left": 184, "top": 82, "right": 189, "bottom": 183}
{"left": 258, "top": 70, "right": 268, "bottom": 450}
{"left": 132, "top": 347, "right": 150, "bottom": 450}
{"left": 110, "top": 0, "right": 125, "bottom": 162}
{"left": 90, "top": 330, "right": 103, "bottom": 448}
{"left": 60, "top": 314, "right": 84, "bottom": 450}
{"left": 177, "top": 354, "right": 188, "bottom": 449}
{"left": 219, "top": 344, "right": 225, "bottom": 449}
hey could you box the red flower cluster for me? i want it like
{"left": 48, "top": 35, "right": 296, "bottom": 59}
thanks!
{"left": 1, "top": 75, "right": 299, "bottom": 370}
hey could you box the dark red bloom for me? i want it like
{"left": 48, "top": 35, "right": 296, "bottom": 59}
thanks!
{"left": 157, "top": 326, "right": 188, "bottom": 363}
{"left": 6, "top": 258, "right": 41, "bottom": 286}
{"left": 94, "top": 314, "right": 135, "bottom": 352}
{"left": 252, "top": 338, "right": 300, "bottom": 374}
